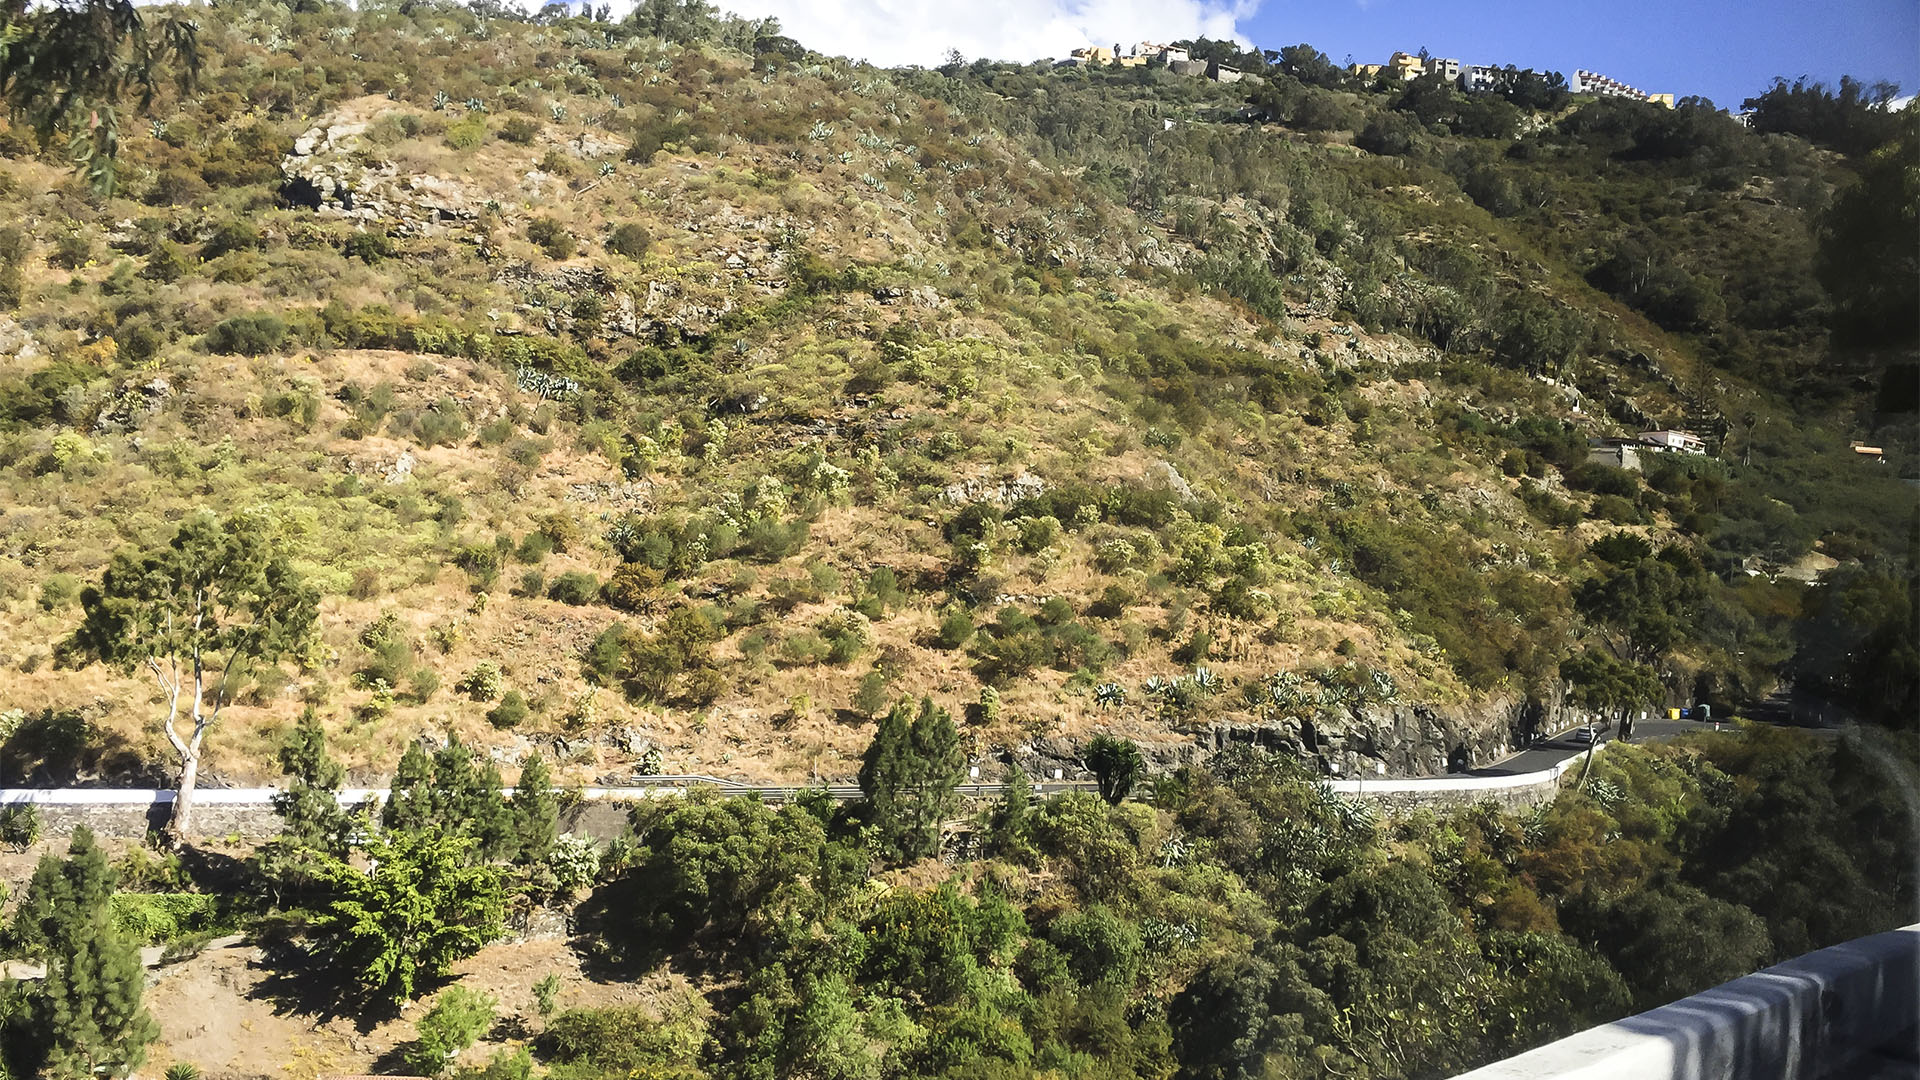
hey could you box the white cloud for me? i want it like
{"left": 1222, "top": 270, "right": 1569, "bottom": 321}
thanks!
{"left": 704, "top": 0, "right": 1261, "bottom": 68}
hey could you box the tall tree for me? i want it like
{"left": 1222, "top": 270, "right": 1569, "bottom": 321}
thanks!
{"left": 61, "top": 511, "right": 319, "bottom": 839}
{"left": 257, "top": 708, "right": 351, "bottom": 904}
{"left": 9, "top": 828, "right": 156, "bottom": 1079}
{"left": 384, "top": 737, "right": 513, "bottom": 860}
{"left": 0, "top": 0, "right": 199, "bottom": 194}
{"left": 858, "top": 698, "right": 965, "bottom": 862}
{"left": 509, "top": 753, "right": 558, "bottom": 865}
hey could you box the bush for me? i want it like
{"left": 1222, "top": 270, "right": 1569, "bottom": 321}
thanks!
{"left": 204, "top": 313, "right": 288, "bottom": 355}
{"left": 200, "top": 218, "right": 260, "bottom": 261}
{"left": 445, "top": 112, "right": 488, "bottom": 150}
{"left": 487, "top": 690, "right": 529, "bottom": 729}
{"left": 405, "top": 986, "right": 496, "bottom": 1075}
{"left": 345, "top": 231, "right": 395, "bottom": 264}
{"left": 607, "top": 222, "right": 652, "bottom": 258}
{"left": 547, "top": 571, "right": 601, "bottom": 606}
{"left": 604, "top": 563, "right": 665, "bottom": 611}
{"left": 538, "top": 1005, "right": 702, "bottom": 1072}
{"left": 37, "top": 573, "right": 81, "bottom": 611}
{"left": 458, "top": 661, "right": 504, "bottom": 702}
{"left": 110, "top": 892, "right": 224, "bottom": 945}
{"left": 499, "top": 116, "right": 541, "bottom": 144}
{"left": 935, "top": 609, "right": 974, "bottom": 649}
{"left": 527, "top": 217, "right": 575, "bottom": 260}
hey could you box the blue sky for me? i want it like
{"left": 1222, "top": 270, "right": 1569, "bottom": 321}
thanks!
{"left": 1238, "top": 0, "right": 1919, "bottom": 109}
{"left": 718, "top": 0, "right": 1917, "bottom": 111}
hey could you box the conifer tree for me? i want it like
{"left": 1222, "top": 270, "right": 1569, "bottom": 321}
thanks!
{"left": 383, "top": 738, "right": 513, "bottom": 859}
{"left": 309, "top": 821, "right": 505, "bottom": 1007}
{"left": 857, "top": 699, "right": 915, "bottom": 859}
{"left": 258, "top": 708, "right": 351, "bottom": 902}
{"left": 10, "top": 828, "right": 156, "bottom": 1079}
{"left": 858, "top": 698, "right": 965, "bottom": 863}
{"left": 509, "top": 753, "right": 558, "bottom": 865}
{"left": 382, "top": 741, "right": 437, "bottom": 834}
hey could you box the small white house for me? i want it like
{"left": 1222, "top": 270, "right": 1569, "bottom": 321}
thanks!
{"left": 1639, "top": 429, "right": 1707, "bottom": 454}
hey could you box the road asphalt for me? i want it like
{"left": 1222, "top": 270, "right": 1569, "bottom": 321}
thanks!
{"left": 1470, "top": 716, "right": 1717, "bottom": 777}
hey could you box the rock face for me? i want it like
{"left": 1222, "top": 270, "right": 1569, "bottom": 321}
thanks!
{"left": 1005, "top": 692, "right": 1570, "bottom": 784}
{"left": 281, "top": 118, "right": 480, "bottom": 233}
{"left": 1201, "top": 692, "right": 1567, "bottom": 776}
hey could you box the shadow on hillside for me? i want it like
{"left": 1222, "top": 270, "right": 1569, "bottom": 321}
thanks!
{"left": 248, "top": 935, "right": 420, "bottom": 1033}
{"left": 0, "top": 707, "right": 158, "bottom": 787}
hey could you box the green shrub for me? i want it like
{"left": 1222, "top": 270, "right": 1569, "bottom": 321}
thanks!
{"left": 200, "top": 218, "right": 260, "bottom": 261}
{"left": 607, "top": 222, "right": 652, "bottom": 258}
{"left": 415, "top": 397, "right": 469, "bottom": 447}
{"left": 345, "top": 231, "right": 395, "bottom": 264}
{"left": 537, "top": 1005, "right": 702, "bottom": 1072}
{"left": 110, "top": 892, "right": 224, "bottom": 945}
{"left": 204, "top": 313, "right": 287, "bottom": 355}
{"left": 499, "top": 116, "right": 541, "bottom": 144}
{"left": 935, "top": 609, "right": 974, "bottom": 650}
{"left": 37, "top": 573, "right": 81, "bottom": 611}
{"left": 487, "top": 690, "right": 529, "bottom": 729}
{"left": 547, "top": 571, "right": 601, "bottom": 606}
{"left": 405, "top": 986, "right": 496, "bottom": 1075}
{"left": 527, "top": 217, "right": 575, "bottom": 260}
{"left": 445, "top": 112, "right": 488, "bottom": 149}
{"left": 458, "top": 661, "right": 504, "bottom": 702}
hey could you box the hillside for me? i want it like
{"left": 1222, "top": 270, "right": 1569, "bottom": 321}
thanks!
{"left": 0, "top": 4, "right": 1916, "bottom": 1080}
{"left": 0, "top": 5, "right": 1912, "bottom": 797}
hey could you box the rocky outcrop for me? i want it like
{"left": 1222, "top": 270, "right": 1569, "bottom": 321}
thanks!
{"left": 1004, "top": 691, "right": 1571, "bottom": 783}
{"left": 280, "top": 119, "right": 481, "bottom": 233}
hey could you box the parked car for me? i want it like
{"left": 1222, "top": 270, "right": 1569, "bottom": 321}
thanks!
{"left": 1570, "top": 726, "right": 1599, "bottom": 745}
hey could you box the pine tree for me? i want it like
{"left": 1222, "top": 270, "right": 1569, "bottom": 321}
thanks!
{"left": 258, "top": 709, "right": 351, "bottom": 903}
{"left": 382, "top": 741, "right": 436, "bottom": 834}
{"left": 857, "top": 698, "right": 915, "bottom": 859}
{"left": 9, "top": 827, "right": 114, "bottom": 958}
{"left": 986, "top": 768, "right": 1036, "bottom": 862}
{"left": 11, "top": 828, "right": 156, "bottom": 1079}
{"left": 436, "top": 740, "right": 512, "bottom": 861}
{"left": 857, "top": 698, "right": 965, "bottom": 863}
{"left": 903, "top": 699, "right": 965, "bottom": 859}
{"left": 509, "top": 753, "right": 558, "bottom": 865}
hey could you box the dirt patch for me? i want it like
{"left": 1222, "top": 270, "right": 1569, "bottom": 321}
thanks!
{"left": 144, "top": 933, "right": 688, "bottom": 1078}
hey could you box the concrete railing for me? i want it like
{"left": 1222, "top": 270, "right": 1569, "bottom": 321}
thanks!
{"left": 1454, "top": 923, "right": 1920, "bottom": 1080}
{"left": 0, "top": 746, "right": 1600, "bottom": 840}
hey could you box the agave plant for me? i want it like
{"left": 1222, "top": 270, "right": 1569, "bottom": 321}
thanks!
{"left": 1094, "top": 682, "right": 1127, "bottom": 709}
{"left": 432, "top": 89, "right": 452, "bottom": 110}
{"left": 550, "top": 103, "right": 567, "bottom": 122}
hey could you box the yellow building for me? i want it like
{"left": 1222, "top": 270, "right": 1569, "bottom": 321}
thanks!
{"left": 1646, "top": 93, "right": 1676, "bottom": 109}
{"left": 1388, "top": 52, "right": 1424, "bottom": 81}
{"left": 1349, "top": 63, "right": 1385, "bottom": 80}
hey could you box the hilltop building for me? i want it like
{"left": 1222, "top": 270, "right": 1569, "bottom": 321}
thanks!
{"left": 1062, "top": 42, "right": 1260, "bottom": 84}
{"left": 1570, "top": 69, "right": 1674, "bottom": 106}
{"left": 1344, "top": 53, "right": 1676, "bottom": 107}
{"left": 1387, "top": 51, "right": 1424, "bottom": 81}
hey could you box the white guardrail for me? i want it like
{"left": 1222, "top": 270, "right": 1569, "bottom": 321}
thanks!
{"left": 0, "top": 747, "right": 1604, "bottom": 808}
{"left": 1454, "top": 922, "right": 1920, "bottom": 1080}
